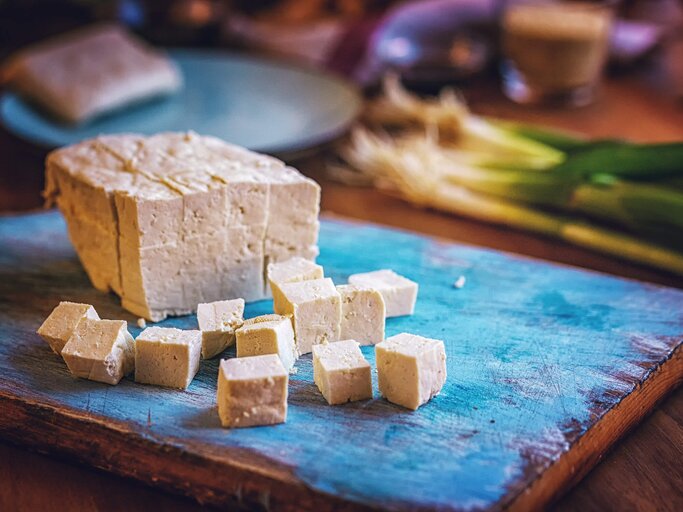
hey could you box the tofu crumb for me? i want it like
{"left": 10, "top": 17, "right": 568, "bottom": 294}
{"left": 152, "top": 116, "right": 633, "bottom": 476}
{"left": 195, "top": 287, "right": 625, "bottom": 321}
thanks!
{"left": 289, "top": 367, "right": 299, "bottom": 375}
{"left": 454, "top": 276, "right": 466, "bottom": 289}
{"left": 137, "top": 318, "right": 147, "bottom": 328}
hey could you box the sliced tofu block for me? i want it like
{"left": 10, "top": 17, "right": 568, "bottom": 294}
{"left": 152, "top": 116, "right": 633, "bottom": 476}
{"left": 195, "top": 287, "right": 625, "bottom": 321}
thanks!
{"left": 258, "top": 165, "right": 321, "bottom": 226}
{"left": 61, "top": 318, "right": 134, "bottom": 385}
{"left": 120, "top": 298, "right": 192, "bottom": 324}
{"left": 114, "top": 186, "right": 183, "bottom": 249}
{"left": 44, "top": 137, "right": 137, "bottom": 231}
{"left": 118, "top": 227, "right": 264, "bottom": 322}
{"left": 265, "top": 220, "right": 320, "bottom": 254}
{"left": 62, "top": 211, "right": 121, "bottom": 293}
{"left": 118, "top": 241, "right": 188, "bottom": 320}
{"left": 313, "top": 340, "right": 372, "bottom": 405}
{"left": 375, "top": 333, "right": 447, "bottom": 410}
{"left": 264, "top": 243, "right": 319, "bottom": 267}
{"left": 44, "top": 132, "right": 320, "bottom": 321}
{"left": 135, "top": 327, "right": 201, "bottom": 389}
{"left": 348, "top": 269, "right": 418, "bottom": 317}
{"left": 337, "top": 285, "right": 386, "bottom": 346}
{"left": 217, "top": 354, "right": 288, "bottom": 428}
{"left": 278, "top": 278, "right": 342, "bottom": 355}
{"left": 182, "top": 267, "right": 229, "bottom": 310}
{"left": 197, "top": 298, "right": 245, "bottom": 359}
{"left": 219, "top": 258, "right": 266, "bottom": 304}
{"left": 37, "top": 301, "right": 99, "bottom": 354}
{"left": 267, "top": 257, "right": 324, "bottom": 314}
{"left": 223, "top": 180, "right": 270, "bottom": 227}
{"left": 235, "top": 315, "right": 297, "bottom": 371}
{"left": 218, "top": 225, "right": 266, "bottom": 302}
{"left": 183, "top": 187, "right": 228, "bottom": 239}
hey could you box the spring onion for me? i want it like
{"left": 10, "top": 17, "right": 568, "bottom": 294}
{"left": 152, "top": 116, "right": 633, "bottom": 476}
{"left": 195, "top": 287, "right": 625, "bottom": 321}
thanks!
{"left": 333, "top": 76, "right": 683, "bottom": 275}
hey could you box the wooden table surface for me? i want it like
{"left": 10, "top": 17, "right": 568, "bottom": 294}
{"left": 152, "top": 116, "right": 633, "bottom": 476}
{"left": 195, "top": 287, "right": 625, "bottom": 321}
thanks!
{"left": 1, "top": 75, "right": 682, "bottom": 511}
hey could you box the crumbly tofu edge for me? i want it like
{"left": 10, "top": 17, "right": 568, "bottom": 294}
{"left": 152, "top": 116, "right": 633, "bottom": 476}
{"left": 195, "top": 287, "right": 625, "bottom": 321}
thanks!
{"left": 60, "top": 319, "right": 135, "bottom": 385}
{"left": 198, "top": 299, "right": 245, "bottom": 359}
{"left": 36, "top": 301, "right": 100, "bottom": 354}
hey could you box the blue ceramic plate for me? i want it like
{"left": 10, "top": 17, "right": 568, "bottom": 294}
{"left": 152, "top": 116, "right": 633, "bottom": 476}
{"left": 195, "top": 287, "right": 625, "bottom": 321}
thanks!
{"left": 0, "top": 49, "right": 362, "bottom": 154}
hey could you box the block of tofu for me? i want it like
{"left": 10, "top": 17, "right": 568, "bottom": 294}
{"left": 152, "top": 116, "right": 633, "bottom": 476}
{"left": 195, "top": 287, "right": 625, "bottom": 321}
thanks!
{"left": 62, "top": 212, "right": 121, "bottom": 293}
{"left": 267, "top": 257, "right": 324, "bottom": 314}
{"left": 135, "top": 327, "right": 201, "bottom": 389}
{"left": 217, "top": 354, "right": 288, "bottom": 428}
{"left": 375, "top": 333, "right": 447, "bottom": 410}
{"left": 235, "top": 315, "right": 297, "bottom": 371}
{"left": 37, "top": 301, "right": 100, "bottom": 354}
{"left": 197, "top": 298, "right": 245, "bottom": 359}
{"left": 44, "top": 132, "right": 321, "bottom": 321}
{"left": 61, "top": 318, "right": 134, "bottom": 385}
{"left": 278, "top": 278, "right": 341, "bottom": 355}
{"left": 3, "top": 24, "right": 182, "bottom": 124}
{"left": 348, "top": 270, "right": 418, "bottom": 317}
{"left": 313, "top": 340, "right": 372, "bottom": 405}
{"left": 337, "top": 285, "right": 386, "bottom": 345}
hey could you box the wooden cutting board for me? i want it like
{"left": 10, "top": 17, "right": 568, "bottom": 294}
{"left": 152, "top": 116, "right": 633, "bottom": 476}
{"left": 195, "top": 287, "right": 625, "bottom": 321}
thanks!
{"left": 1, "top": 210, "right": 681, "bottom": 511}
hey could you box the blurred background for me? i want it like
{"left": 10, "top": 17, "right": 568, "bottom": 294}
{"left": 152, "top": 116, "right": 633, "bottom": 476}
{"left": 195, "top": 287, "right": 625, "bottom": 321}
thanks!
{"left": 0, "top": 0, "right": 681, "bottom": 89}
{"left": 1, "top": 0, "right": 683, "bottom": 288}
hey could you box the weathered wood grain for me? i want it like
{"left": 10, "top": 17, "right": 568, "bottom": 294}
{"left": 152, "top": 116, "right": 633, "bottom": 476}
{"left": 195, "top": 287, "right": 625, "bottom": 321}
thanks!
{"left": 0, "top": 210, "right": 681, "bottom": 511}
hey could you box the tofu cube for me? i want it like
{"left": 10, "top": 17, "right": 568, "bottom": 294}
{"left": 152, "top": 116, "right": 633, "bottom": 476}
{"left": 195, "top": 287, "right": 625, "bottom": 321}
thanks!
{"left": 61, "top": 318, "right": 134, "bottom": 385}
{"left": 135, "top": 327, "right": 202, "bottom": 389}
{"left": 217, "top": 354, "right": 288, "bottom": 428}
{"left": 337, "top": 285, "right": 386, "bottom": 345}
{"left": 278, "top": 278, "right": 341, "bottom": 355}
{"left": 267, "top": 257, "right": 323, "bottom": 314}
{"left": 197, "top": 298, "right": 245, "bottom": 359}
{"left": 235, "top": 315, "right": 297, "bottom": 371}
{"left": 375, "top": 333, "right": 447, "bottom": 410}
{"left": 313, "top": 340, "right": 372, "bottom": 405}
{"left": 348, "top": 270, "right": 418, "bottom": 317}
{"left": 37, "top": 301, "right": 100, "bottom": 354}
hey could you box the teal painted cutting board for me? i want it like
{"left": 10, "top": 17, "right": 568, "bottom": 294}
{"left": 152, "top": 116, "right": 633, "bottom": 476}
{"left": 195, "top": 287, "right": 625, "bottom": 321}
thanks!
{"left": 0, "top": 210, "right": 681, "bottom": 511}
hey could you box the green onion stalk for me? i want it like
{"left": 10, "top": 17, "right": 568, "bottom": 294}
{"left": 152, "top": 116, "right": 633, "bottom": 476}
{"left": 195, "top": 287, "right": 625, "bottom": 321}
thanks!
{"left": 339, "top": 123, "right": 683, "bottom": 276}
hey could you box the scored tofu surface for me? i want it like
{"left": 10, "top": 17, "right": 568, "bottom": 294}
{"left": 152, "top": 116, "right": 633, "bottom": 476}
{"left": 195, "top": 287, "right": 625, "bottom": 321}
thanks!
{"left": 45, "top": 132, "right": 321, "bottom": 321}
